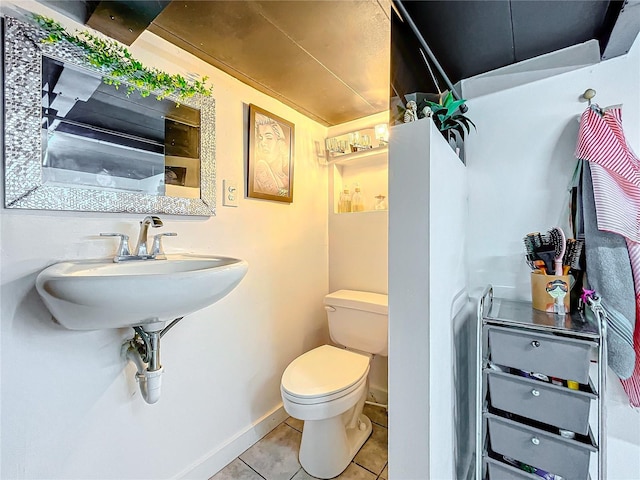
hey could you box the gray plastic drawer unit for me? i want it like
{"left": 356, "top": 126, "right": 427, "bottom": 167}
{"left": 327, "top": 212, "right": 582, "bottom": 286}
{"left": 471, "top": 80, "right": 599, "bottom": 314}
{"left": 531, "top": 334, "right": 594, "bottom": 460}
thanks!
{"left": 485, "top": 458, "right": 540, "bottom": 479}
{"left": 476, "top": 291, "right": 606, "bottom": 480}
{"left": 488, "top": 327, "right": 592, "bottom": 384}
{"left": 488, "top": 370, "right": 595, "bottom": 434}
{"left": 487, "top": 414, "right": 595, "bottom": 480}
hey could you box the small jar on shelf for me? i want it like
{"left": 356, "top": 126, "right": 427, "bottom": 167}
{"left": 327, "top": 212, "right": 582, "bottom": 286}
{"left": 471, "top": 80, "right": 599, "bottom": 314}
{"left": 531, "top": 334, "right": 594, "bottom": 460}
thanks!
{"left": 374, "top": 194, "right": 387, "bottom": 211}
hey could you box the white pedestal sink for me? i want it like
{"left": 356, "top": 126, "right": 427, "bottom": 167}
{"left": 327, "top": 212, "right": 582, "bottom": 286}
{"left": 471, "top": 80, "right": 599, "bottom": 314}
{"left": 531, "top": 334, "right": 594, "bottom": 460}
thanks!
{"left": 36, "top": 254, "right": 248, "bottom": 331}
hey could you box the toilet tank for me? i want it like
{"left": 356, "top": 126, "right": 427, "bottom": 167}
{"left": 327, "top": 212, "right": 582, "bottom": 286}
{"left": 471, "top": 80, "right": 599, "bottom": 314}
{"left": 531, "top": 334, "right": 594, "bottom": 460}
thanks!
{"left": 324, "top": 290, "right": 388, "bottom": 356}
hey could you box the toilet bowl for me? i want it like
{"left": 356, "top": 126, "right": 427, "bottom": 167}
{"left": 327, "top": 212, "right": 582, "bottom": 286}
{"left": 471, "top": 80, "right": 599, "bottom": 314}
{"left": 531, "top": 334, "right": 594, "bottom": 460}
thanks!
{"left": 280, "top": 290, "right": 388, "bottom": 479}
{"left": 281, "top": 345, "right": 372, "bottom": 479}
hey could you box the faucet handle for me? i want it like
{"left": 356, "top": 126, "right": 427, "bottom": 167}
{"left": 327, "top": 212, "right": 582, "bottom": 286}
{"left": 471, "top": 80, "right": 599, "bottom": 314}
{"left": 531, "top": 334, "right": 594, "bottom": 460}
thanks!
{"left": 100, "top": 233, "right": 131, "bottom": 257}
{"left": 151, "top": 232, "right": 177, "bottom": 257}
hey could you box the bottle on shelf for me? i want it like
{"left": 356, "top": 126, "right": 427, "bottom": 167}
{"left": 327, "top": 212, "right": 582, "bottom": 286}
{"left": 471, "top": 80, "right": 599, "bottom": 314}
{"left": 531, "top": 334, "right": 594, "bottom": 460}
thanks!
{"left": 351, "top": 184, "right": 364, "bottom": 212}
{"left": 338, "top": 187, "right": 351, "bottom": 213}
{"left": 349, "top": 132, "right": 360, "bottom": 152}
{"left": 374, "top": 194, "right": 387, "bottom": 211}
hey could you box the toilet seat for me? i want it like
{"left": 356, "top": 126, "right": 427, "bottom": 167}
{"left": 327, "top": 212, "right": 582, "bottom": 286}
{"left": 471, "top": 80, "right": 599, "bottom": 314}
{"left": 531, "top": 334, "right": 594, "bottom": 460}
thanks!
{"left": 281, "top": 345, "right": 370, "bottom": 404}
{"left": 283, "top": 372, "right": 368, "bottom": 406}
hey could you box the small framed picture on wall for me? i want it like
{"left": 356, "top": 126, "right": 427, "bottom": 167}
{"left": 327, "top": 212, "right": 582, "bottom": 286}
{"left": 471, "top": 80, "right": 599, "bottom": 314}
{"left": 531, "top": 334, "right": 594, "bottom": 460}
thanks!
{"left": 247, "top": 104, "right": 295, "bottom": 203}
{"left": 164, "top": 166, "right": 187, "bottom": 186}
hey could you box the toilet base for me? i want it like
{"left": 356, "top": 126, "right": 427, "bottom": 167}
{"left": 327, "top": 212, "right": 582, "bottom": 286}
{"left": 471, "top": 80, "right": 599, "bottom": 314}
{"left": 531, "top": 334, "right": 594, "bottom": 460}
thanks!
{"left": 299, "top": 413, "right": 372, "bottom": 479}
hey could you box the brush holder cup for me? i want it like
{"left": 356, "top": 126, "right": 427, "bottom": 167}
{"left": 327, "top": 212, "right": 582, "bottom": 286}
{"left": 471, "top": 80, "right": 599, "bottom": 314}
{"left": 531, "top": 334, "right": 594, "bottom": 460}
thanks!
{"left": 530, "top": 273, "right": 571, "bottom": 314}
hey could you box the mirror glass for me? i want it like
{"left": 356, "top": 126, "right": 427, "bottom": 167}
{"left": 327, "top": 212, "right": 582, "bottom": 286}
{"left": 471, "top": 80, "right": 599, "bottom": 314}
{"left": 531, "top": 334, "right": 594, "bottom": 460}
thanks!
{"left": 4, "top": 16, "right": 215, "bottom": 216}
{"left": 41, "top": 55, "right": 201, "bottom": 198}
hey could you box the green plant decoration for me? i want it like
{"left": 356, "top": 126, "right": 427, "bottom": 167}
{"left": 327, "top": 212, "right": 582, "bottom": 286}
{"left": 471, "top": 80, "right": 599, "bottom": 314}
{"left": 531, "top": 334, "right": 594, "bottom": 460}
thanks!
{"left": 421, "top": 91, "right": 475, "bottom": 142}
{"left": 33, "top": 14, "right": 212, "bottom": 101}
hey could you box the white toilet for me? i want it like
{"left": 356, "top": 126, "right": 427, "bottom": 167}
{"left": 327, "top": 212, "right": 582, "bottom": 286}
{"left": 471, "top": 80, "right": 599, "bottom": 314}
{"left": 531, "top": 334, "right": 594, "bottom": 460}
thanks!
{"left": 280, "top": 289, "right": 388, "bottom": 479}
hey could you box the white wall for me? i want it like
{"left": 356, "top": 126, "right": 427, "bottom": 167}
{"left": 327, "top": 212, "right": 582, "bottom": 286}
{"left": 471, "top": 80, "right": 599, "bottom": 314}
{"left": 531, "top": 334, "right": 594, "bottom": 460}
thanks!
{"left": 326, "top": 112, "right": 389, "bottom": 398}
{"left": 327, "top": 112, "right": 389, "bottom": 295}
{"left": 1, "top": 3, "right": 329, "bottom": 479}
{"left": 388, "top": 120, "right": 467, "bottom": 479}
{"left": 427, "top": 126, "right": 468, "bottom": 480}
{"left": 465, "top": 35, "right": 640, "bottom": 479}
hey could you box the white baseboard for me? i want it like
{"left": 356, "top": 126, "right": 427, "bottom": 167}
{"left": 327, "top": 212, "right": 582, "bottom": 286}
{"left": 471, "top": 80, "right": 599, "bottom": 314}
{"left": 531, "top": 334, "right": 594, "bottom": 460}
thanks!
{"left": 368, "top": 386, "right": 388, "bottom": 405}
{"left": 177, "top": 389, "right": 387, "bottom": 479}
{"left": 176, "top": 403, "right": 289, "bottom": 479}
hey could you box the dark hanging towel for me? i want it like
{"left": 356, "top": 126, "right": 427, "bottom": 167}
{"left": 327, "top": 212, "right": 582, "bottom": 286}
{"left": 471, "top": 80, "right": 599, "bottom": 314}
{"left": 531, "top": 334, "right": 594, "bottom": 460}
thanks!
{"left": 576, "top": 105, "right": 640, "bottom": 406}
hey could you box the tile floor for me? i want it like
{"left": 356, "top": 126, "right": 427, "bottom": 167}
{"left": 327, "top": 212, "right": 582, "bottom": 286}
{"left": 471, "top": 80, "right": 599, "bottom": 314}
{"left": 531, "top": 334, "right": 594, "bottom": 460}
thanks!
{"left": 211, "top": 404, "right": 388, "bottom": 480}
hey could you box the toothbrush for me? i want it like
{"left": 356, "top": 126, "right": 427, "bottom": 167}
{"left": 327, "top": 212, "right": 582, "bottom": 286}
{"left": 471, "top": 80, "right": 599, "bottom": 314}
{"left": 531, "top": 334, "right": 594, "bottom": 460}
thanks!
{"left": 548, "top": 227, "right": 566, "bottom": 276}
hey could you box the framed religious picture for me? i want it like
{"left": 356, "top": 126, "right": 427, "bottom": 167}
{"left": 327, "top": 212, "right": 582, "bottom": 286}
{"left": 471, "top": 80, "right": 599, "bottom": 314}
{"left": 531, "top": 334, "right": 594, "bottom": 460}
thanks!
{"left": 247, "top": 104, "right": 295, "bottom": 203}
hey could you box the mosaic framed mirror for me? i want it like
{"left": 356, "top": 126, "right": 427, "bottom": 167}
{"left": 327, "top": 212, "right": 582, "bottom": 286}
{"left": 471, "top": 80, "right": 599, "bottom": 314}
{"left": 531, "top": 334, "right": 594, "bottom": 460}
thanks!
{"left": 3, "top": 16, "right": 216, "bottom": 215}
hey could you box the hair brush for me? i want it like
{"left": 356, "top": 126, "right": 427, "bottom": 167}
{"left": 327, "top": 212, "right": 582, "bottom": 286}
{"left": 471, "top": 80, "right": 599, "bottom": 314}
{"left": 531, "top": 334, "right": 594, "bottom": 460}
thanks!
{"left": 523, "top": 233, "right": 543, "bottom": 270}
{"left": 563, "top": 238, "right": 584, "bottom": 271}
{"left": 547, "top": 227, "right": 566, "bottom": 275}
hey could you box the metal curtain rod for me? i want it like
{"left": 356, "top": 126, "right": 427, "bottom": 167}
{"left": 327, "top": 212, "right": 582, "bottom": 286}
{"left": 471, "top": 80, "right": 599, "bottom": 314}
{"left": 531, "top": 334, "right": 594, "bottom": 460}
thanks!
{"left": 393, "top": 0, "right": 467, "bottom": 111}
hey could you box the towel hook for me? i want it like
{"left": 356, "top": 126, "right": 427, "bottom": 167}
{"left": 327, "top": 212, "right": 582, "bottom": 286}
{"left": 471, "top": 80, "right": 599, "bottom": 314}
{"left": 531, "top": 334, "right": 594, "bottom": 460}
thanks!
{"left": 582, "top": 88, "right": 596, "bottom": 106}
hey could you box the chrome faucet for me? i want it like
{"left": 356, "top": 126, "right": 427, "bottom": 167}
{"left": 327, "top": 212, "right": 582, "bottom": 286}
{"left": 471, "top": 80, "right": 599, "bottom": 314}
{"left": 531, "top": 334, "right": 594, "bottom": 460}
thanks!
{"left": 135, "top": 216, "right": 163, "bottom": 256}
{"left": 100, "top": 216, "right": 177, "bottom": 262}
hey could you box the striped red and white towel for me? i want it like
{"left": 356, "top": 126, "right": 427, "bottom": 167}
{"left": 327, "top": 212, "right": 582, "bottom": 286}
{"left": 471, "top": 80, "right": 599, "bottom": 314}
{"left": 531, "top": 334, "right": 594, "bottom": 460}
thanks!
{"left": 625, "top": 241, "right": 640, "bottom": 406}
{"left": 576, "top": 107, "right": 640, "bottom": 241}
{"left": 576, "top": 106, "right": 640, "bottom": 407}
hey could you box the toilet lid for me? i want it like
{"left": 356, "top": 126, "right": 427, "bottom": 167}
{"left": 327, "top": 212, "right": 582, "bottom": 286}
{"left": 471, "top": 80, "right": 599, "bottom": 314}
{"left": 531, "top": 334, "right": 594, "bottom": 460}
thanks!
{"left": 281, "top": 345, "right": 370, "bottom": 399}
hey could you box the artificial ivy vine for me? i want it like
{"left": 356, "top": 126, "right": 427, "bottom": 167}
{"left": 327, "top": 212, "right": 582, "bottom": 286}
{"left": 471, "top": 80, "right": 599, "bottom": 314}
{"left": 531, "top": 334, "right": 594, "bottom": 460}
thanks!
{"left": 33, "top": 14, "right": 212, "bottom": 100}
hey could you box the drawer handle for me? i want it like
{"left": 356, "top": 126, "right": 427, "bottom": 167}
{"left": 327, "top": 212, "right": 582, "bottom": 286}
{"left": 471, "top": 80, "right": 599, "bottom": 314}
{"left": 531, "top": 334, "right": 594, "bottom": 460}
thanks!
{"left": 531, "top": 437, "right": 540, "bottom": 445}
{"left": 531, "top": 389, "right": 540, "bottom": 397}
{"left": 531, "top": 340, "right": 541, "bottom": 348}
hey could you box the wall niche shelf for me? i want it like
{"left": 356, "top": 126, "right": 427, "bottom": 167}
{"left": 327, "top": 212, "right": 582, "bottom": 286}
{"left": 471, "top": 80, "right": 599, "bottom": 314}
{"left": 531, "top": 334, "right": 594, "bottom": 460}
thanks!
{"left": 325, "top": 123, "right": 388, "bottom": 164}
{"left": 328, "top": 145, "right": 388, "bottom": 166}
{"left": 328, "top": 124, "right": 388, "bottom": 215}
{"left": 331, "top": 208, "right": 388, "bottom": 216}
